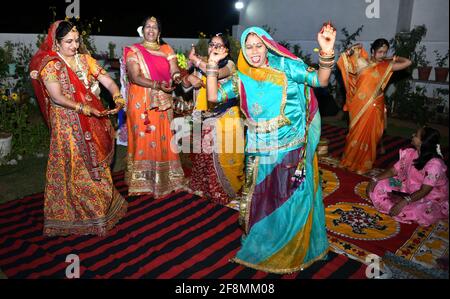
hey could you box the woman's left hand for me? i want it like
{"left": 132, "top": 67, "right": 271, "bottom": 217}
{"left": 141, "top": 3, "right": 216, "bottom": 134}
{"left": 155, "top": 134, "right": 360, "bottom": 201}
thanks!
{"left": 317, "top": 22, "right": 336, "bottom": 53}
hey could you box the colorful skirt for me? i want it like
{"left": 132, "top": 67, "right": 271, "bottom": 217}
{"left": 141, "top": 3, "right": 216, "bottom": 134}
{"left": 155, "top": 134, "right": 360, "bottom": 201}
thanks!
{"left": 44, "top": 106, "right": 127, "bottom": 237}
{"left": 189, "top": 106, "right": 245, "bottom": 204}
{"left": 125, "top": 86, "right": 187, "bottom": 197}
{"left": 232, "top": 114, "right": 329, "bottom": 273}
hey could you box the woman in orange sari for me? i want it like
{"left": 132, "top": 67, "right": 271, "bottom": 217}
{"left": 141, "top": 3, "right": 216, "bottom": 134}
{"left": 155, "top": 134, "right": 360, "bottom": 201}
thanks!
{"left": 338, "top": 39, "right": 411, "bottom": 174}
{"left": 29, "top": 20, "right": 128, "bottom": 236}
{"left": 124, "top": 16, "right": 187, "bottom": 197}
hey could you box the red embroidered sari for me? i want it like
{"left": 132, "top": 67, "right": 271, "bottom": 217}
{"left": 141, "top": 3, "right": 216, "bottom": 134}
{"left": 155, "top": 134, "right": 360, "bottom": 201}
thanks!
{"left": 29, "top": 21, "right": 127, "bottom": 236}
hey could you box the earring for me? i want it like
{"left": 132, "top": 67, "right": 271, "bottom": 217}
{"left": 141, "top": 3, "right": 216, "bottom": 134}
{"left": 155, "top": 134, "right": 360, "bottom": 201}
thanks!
{"left": 157, "top": 35, "right": 160, "bottom": 45}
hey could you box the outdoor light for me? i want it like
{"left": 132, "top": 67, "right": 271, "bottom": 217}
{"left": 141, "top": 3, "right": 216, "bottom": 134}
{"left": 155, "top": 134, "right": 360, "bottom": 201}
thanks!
{"left": 235, "top": 1, "right": 244, "bottom": 10}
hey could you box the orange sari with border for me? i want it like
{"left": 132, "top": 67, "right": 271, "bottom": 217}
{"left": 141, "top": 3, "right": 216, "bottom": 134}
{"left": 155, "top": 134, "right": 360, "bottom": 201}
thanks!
{"left": 124, "top": 43, "right": 187, "bottom": 197}
{"left": 338, "top": 46, "right": 394, "bottom": 174}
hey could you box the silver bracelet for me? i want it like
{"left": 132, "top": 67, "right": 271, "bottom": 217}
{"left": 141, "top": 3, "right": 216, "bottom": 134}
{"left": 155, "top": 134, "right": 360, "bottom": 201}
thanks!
{"left": 371, "top": 177, "right": 378, "bottom": 183}
{"left": 404, "top": 196, "right": 412, "bottom": 203}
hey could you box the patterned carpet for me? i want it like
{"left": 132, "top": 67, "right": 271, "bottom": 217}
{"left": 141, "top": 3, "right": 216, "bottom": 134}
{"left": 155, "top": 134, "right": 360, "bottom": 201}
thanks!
{"left": 319, "top": 125, "right": 449, "bottom": 273}
{"left": 0, "top": 124, "right": 447, "bottom": 279}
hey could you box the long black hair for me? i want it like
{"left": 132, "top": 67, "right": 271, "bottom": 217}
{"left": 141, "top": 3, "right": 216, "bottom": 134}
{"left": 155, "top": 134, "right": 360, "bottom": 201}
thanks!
{"left": 141, "top": 16, "right": 166, "bottom": 45}
{"left": 414, "top": 126, "right": 442, "bottom": 170}
{"left": 370, "top": 38, "right": 389, "bottom": 53}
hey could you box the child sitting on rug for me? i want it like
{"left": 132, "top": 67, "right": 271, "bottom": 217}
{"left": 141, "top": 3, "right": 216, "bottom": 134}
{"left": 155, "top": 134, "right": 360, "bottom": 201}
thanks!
{"left": 366, "top": 126, "right": 448, "bottom": 227}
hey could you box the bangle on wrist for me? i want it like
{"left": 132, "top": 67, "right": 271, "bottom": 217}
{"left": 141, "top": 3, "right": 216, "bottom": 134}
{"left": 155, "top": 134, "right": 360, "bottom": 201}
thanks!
{"left": 75, "top": 103, "right": 83, "bottom": 113}
{"left": 206, "top": 70, "right": 219, "bottom": 77}
{"left": 81, "top": 104, "right": 91, "bottom": 116}
{"left": 404, "top": 195, "right": 412, "bottom": 203}
{"left": 172, "top": 71, "right": 181, "bottom": 81}
{"left": 371, "top": 177, "right": 378, "bottom": 183}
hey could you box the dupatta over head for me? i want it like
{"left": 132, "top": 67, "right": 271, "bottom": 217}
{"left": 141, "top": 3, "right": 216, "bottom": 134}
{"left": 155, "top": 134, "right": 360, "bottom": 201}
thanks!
{"left": 29, "top": 21, "right": 114, "bottom": 181}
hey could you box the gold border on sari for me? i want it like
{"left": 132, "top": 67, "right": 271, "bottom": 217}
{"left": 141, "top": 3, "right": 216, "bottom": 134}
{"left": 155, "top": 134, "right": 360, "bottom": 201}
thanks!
{"left": 349, "top": 61, "right": 393, "bottom": 130}
{"left": 238, "top": 156, "right": 259, "bottom": 234}
{"left": 231, "top": 248, "right": 329, "bottom": 274}
{"left": 239, "top": 70, "right": 291, "bottom": 134}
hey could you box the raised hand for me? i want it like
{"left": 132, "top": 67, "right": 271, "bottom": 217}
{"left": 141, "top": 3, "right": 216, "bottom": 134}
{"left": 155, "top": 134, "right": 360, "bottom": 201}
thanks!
{"left": 317, "top": 21, "right": 336, "bottom": 53}
{"left": 189, "top": 44, "right": 197, "bottom": 62}
{"left": 208, "top": 47, "right": 228, "bottom": 64}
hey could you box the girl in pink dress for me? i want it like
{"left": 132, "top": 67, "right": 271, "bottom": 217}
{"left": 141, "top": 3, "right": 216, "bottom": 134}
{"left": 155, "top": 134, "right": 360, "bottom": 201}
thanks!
{"left": 367, "top": 127, "right": 448, "bottom": 226}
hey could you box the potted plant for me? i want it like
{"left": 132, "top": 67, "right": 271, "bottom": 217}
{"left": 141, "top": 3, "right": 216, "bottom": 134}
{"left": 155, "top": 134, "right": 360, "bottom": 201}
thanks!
{"left": 3, "top": 41, "right": 16, "bottom": 76}
{"left": 0, "top": 47, "right": 9, "bottom": 77}
{"left": 0, "top": 88, "right": 17, "bottom": 159}
{"left": 433, "top": 87, "right": 449, "bottom": 112}
{"left": 415, "top": 45, "right": 432, "bottom": 81}
{"left": 93, "top": 51, "right": 108, "bottom": 67}
{"left": 406, "top": 86, "right": 429, "bottom": 125}
{"left": 433, "top": 50, "right": 449, "bottom": 82}
{"left": 108, "top": 42, "right": 116, "bottom": 60}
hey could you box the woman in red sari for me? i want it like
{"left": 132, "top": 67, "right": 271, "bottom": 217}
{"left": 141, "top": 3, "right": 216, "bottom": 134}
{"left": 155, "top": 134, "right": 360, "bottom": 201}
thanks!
{"left": 124, "top": 16, "right": 187, "bottom": 197}
{"left": 338, "top": 39, "right": 411, "bottom": 174}
{"left": 29, "top": 20, "right": 128, "bottom": 236}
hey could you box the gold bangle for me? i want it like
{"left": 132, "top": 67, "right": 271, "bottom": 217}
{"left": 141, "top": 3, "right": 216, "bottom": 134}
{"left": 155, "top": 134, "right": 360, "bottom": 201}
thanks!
{"left": 206, "top": 70, "right": 219, "bottom": 77}
{"left": 319, "top": 61, "right": 335, "bottom": 66}
{"left": 206, "top": 63, "right": 219, "bottom": 70}
{"left": 82, "top": 105, "right": 92, "bottom": 116}
{"left": 319, "top": 49, "right": 335, "bottom": 57}
{"left": 75, "top": 103, "right": 83, "bottom": 113}
{"left": 319, "top": 57, "right": 335, "bottom": 62}
{"left": 114, "top": 97, "right": 126, "bottom": 106}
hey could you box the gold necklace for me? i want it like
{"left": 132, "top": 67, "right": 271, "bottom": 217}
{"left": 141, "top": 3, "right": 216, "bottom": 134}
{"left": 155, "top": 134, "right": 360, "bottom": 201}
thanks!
{"left": 142, "top": 40, "right": 160, "bottom": 51}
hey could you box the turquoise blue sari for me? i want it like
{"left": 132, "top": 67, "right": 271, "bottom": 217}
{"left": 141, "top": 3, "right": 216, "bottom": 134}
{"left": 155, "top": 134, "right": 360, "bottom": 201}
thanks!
{"left": 218, "top": 27, "right": 329, "bottom": 273}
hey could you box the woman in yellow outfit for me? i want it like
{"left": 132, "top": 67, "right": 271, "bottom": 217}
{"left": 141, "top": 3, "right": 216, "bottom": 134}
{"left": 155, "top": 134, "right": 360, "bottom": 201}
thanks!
{"left": 182, "top": 34, "right": 244, "bottom": 205}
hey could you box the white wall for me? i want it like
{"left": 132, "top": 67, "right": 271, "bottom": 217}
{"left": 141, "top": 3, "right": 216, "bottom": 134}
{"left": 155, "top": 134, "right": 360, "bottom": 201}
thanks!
{"left": 236, "top": 0, "right": 449, "bottom": 67}
{"left": 0, "top": 34, "right": 198, "bottom": 58}
{"left": 238, "top": 0, "right": 401, "bottom": 41}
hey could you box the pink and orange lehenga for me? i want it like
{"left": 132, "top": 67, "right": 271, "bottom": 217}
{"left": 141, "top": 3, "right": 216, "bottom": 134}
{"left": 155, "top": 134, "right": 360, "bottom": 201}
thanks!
{"left": 338, "top": 45, "right": 394, "bottom": 174}
{"left": 29, "top": 21, "right": 127, "bottom": 236}
{"left": 123, "top": 43, "right": 187, "bottom": 197}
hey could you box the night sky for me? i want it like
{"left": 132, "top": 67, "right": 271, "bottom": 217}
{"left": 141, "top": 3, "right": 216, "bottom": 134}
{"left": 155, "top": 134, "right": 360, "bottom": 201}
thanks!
{"left": 1, "top": 0, "right": 240, "bottom": 38}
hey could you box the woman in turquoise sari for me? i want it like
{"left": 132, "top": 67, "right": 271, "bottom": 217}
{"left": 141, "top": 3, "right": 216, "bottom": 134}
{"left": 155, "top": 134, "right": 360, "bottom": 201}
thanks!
{"left": 206, "top": 25, "right": 336, "bottom": 273}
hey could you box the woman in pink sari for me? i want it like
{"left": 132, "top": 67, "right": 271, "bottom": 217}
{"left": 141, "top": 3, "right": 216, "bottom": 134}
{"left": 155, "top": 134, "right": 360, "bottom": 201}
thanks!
{"left": 124, "top": 16, "right": 187, "bottom": 197}
{"left": 367, "top": 127, "right": 448, "bottom": 226}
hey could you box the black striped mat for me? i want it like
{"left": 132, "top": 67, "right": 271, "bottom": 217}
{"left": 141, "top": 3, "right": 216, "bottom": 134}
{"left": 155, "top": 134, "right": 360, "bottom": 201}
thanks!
{"left": 0, "top": 169, "right": 366, "bottom": 279}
